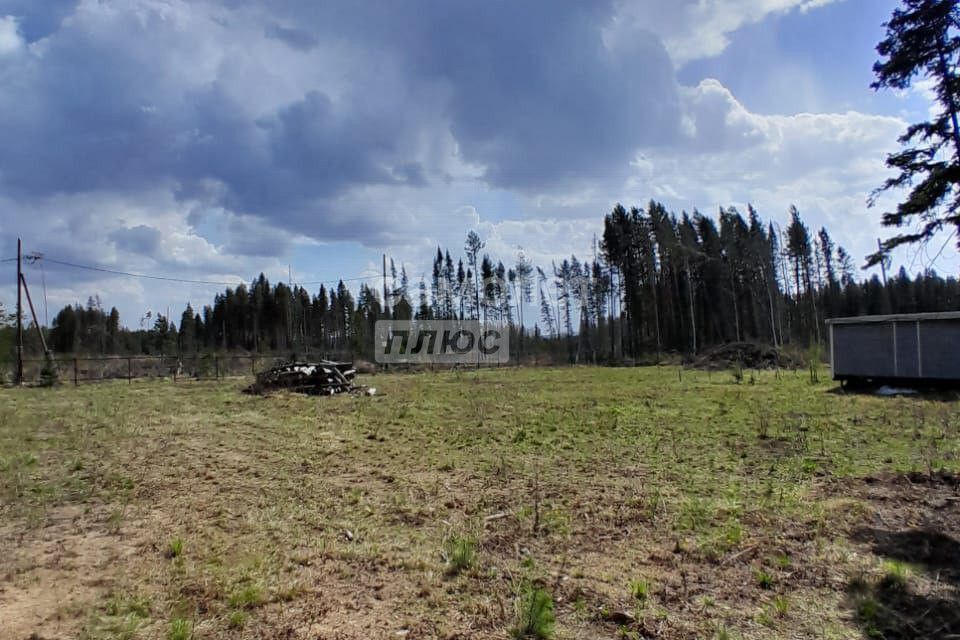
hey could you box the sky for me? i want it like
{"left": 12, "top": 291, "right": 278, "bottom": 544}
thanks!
{"left": 0, "top": 0, "right": 954, "bottom": 327}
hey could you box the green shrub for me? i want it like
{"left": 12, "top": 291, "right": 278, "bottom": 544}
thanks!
{"left": 512, "top": 585, "right": 555, "bottom": 639}
{"left": 806, "top": 344, "right": 822, "bottom": 384}
{"left": 731, "top": 362, "right": 744, "bottom": 384}
{"left": 756, "top": 570, "right": 774, "bottom": 589}
{"left": 228, "top": 584, "right": 265, "bottom": 610}
{"left": 629, "top": 579, "right": 651, "bottom": 604}
{"left": 166, "top": 538, "right": 184, "bottom": 559}
{"left": 168, "top": 618, "right": 191, "bottom": 640}
{"left": 444, "top": 535, "right": 477, "bottom": 576}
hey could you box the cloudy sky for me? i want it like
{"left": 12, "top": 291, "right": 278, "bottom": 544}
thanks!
{"left": 0, "top": 0, "right": 951, "bottom": 326}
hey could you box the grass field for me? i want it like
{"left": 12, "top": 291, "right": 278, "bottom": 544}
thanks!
{"left": 1, "top": 367, "right": 958, "bottom": 639}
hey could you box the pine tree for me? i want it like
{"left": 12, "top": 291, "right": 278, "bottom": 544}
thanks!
{"left": 870, "top": 0, "right": 960, "bottom": 263}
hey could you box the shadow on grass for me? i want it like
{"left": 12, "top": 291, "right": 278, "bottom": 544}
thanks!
{"left": 847, "top": 527, "right": 960, "bottom": 639}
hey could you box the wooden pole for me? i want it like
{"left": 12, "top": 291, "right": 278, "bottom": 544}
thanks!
{"left": 128, "top": 357, "right": 132, "bottom": 384}
{"left": 382, "top": 253, "right": 389, "bottom": 315}
{"left": 20, "top": 274, "right": 50, "bottom": 357}
{"left": 16, "top": 238, "right": 23, "bottom": 385}
{"left": 73, "top": 357, "right": 78, "bottom": 386}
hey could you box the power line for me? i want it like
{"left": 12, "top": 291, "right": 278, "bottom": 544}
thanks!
{"left": 40, "top": 258, "right": 247, "bottom": 286}
{"left": 19, "top": 255, "right": 380, "bottom": 289}
{"left": 300, "top": 275, "right": 380, "bottom": 285}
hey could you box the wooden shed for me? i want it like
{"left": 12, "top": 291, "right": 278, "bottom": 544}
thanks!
{"left": 826, "top": 312, "right": 960, "bottom": 383}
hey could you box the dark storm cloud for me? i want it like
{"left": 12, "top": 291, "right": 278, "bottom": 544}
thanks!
{"left": 0, "top": 0, "right": 683, "bottom": 244}
{"left": 252, "top": 0, "right": 682, "bottom": 189}
{"left": 263, "top": 22, "right": 318, "bottom": 51}
{"left": 109, "top": 224, "right": 163, "bottom": 256}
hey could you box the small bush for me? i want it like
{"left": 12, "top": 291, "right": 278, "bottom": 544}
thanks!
{"left": 228, "top": 584, "right": 265, "bottom": 610}
{"left": 806, "top": 345, "right": 822, "bottom": 384}
{"left": 166, "top": 538, "right": 184, "bottom": 559}
{"left": 168, "top": 618, "right": 191, "bottom": 640}
{"left": 773, "top": 595, "right": 789, "bottom": 616}
{"left": 756, "top": 570, "right": 774, "bottom": 589}
{"left": 731, "top": 362, "right": 744, "bottom": 384}
{"left": 512, "top": 585, "right": 555, "bottom": 639}
{"left": 228, "top": 610, "right": 249, "bottom": 629}
{"left": 39, "top": 362, "right": 59, "bottom": 387}
{"left": 629, "top": 578, "right": 651, "bottom": 604}
{"left": 713, "top": 625, "right": 733, "bottom": 640}
{"left": 880, "top": 560, "right": 910, "bottom": 589}
{"left": 444, "top": 535, "right": 477, "bottom": 576}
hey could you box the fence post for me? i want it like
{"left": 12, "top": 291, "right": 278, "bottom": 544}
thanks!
{"left": 215, "top": 355, "right": 220, "bottom": 380}
{"left": 127, "top": 357, "right": 132, "bottom": 384}
{"left": 252, "top": 354, "right": 257, "bottom": 376}
{"left": 73, "top": 357, "right": 78, "bottom": 386}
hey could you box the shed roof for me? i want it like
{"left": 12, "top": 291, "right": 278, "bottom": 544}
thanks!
{"left": 826, "top": 311, "right": 960, "bottom": 325}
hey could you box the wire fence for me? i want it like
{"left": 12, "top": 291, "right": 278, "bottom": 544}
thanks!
{"left": 5, "top": 352, "right": 359, "bottom": 386}
{"left": 3, "top": 350, "right": 559, "bottom": 387}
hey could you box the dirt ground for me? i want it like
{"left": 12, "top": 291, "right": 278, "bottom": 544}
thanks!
{"left": 1, "top": 367, "right": 958, "bottom": 639}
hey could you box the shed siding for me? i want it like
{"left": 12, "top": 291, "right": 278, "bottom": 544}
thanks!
{"left": 918, "top": 320, "right": 960, "bottom": 380}
{"left": 833, "top": 323, "right": 896, "bottom": 378}
{"left": 894, "top": 322, "right": 920, "bottom": 378}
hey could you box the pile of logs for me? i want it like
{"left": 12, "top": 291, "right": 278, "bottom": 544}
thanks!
{"left": 244, "top": 361, "right": 360, "bottom": 395}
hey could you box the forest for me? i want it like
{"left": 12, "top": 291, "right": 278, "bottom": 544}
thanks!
{"left": 10, "top": 201, "right": 955, "bottom": 365}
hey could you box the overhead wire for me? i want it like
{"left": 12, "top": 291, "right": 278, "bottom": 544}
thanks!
{"left": 21, "top": 256, "right": 380, "bottom": 289}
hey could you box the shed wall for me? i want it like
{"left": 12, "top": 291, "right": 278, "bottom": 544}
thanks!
{"left": 833, "top": 323, "right": 895, "bottom": 378}
{"left": 918, "top": 320, "right": 960, "bottom": 379}
{"left": 831, "top": 318, "right": 960, "bottom": 381}
{"left": 894, "top": 322, "right": 920, "bottom": 378}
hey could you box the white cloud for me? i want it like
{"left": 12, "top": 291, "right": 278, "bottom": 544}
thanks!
{"left": 622, "top": 78, "right": 909, "bottom": 264}
{"left": 608, "top": 0, "right": 843, "bottom": 64}
{"left": 0, "top": 15, "right": 22, "bottom": 55}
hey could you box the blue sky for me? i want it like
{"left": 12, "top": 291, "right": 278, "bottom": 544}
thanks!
{"left": 0, "top": 0, "right": 954, "bottom": 326}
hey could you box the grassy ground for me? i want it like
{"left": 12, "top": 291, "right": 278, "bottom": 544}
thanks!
{"left": 1, "top": 366, "right": 958, "bottom": 639}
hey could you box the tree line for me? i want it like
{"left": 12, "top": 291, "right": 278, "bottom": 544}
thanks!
{"left": 8, "top": 202, "right": 957, "bottom": 364}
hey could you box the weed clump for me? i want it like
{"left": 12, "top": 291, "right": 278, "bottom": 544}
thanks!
{"left": 512, "top": 584, "right": 555, "bottom": 639}
{"left": 444, "top": 534, "right": 477, "bottom": 576}
{"left": 166, "top": 538, "right": 184, "bottom": 559}
{"left": 880, "top": 560, "right": 910, "bottom": 590}
{"left": 806, "top": 345, "right": 822, "bottom": 384}
{"left": 756, "top": 569, "right": 774, "bottom": 589}
{"left": 629, "top": 578, "right": 651, "bottom": 604}
{"left": 731, "top": 361, "right": 744, "bottom": 384}
{"left": 168, "top": 618, "right": 192, "bottom": 640}
{"left": 228, "top": 584, "right": 265, "bottom": 610}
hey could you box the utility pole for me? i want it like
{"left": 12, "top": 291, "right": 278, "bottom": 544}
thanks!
{"left": 16, "top": 238, "right": 23, "bottom": 385}
{"left": 382, "top": 254, "right": 389, "bottom": 316}
{"left": 20, "top": 273, "right": 51, "bottom": 359}
{"left": 382, "top": 253, "right": 389, "bottom": 372}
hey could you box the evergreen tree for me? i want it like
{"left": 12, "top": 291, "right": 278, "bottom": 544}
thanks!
{"left": 870, "top": 0, "right": 960, "bottom": 263}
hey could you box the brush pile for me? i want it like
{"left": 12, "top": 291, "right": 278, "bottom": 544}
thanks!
{"left": 692, "top": 342, "right": 801, "bottom": 371}
{"left": 244, "top": 361, "right": 364, "bottom": 395}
